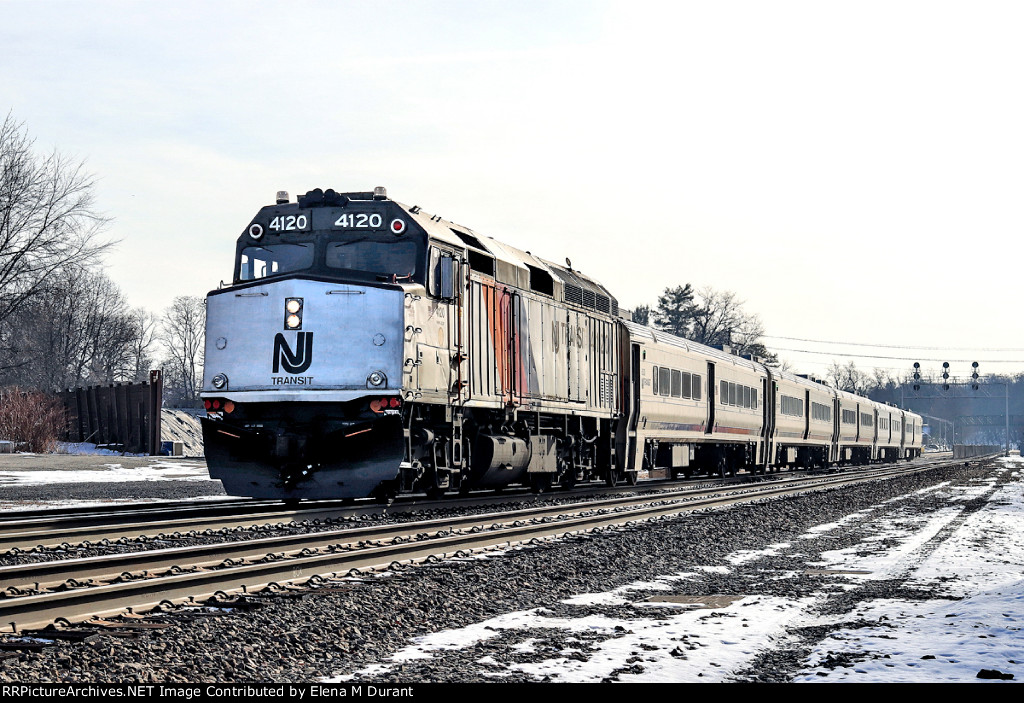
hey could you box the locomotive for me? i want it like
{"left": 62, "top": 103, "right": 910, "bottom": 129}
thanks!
{"left": 200, "top": 187, "right": 922, "bottom": 500}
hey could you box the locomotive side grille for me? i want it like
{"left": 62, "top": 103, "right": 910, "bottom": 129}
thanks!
{"left": 599, "top": 372, "right": 615, "bottom": 407}
{"left": 582, "top": 289, "right": 595, "bottom": 308}
{"left": 564, "top": 284, "right": 583, "bottom": 306}
{"left": 595, "top": 294, "right": 610, "bottom": 313}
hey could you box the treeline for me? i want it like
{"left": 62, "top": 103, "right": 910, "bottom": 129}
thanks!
{"left": 0, "top": 114, "right": 205, "bottom": 407}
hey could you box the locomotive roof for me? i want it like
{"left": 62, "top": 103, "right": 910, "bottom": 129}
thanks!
{"left": 268, "top": 189, "right": 621, "bottom": 315}
{"left": 623, "top": 320, "right": 766, "bottom": 372}
{"left": 622, "top": 322, "right": 917, "bottom": 416}
{"left": 395, "top": 199, "right": 619, "bottom": 315}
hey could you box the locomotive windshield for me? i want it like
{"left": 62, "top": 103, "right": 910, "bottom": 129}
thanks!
{"left": 239, "top": 243, "right": 315, "bottom": 281}
{"left": 325, "top": 239, "right": 418, "bottom": 277}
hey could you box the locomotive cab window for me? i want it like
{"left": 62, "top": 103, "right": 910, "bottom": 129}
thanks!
{"left": 239, "top": 243, "right": 315, "bottom": 281}
{"left": 428, "top": 247, "right": 462, "bottom": 299}
{"left": 326, "top": 239, "right": 419, "bottom": 278}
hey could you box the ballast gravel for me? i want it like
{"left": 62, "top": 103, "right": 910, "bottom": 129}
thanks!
{"left": 0, "top": 462, "right": 1004, "bottom": 682}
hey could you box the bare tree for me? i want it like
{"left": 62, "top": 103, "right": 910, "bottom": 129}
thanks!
{"left": 124, "top": 307, "right": 158, "bottom": 383}
{"left": 0, "top": 267, "right": 141, "bottom": 390}
{"left": 160, "top": 296, "right": 205, "bottom": 406}
{"left": 688, "top": 287, "right": 776, "bottom": 361}
{"left": 689, "top": 286, "right": 744, "bottom": 347}
{"left": 828, "top": 360, "right": 872, "bottom": 395}
{"left": 0, "top": 113, "right": 111, "bottom": 328}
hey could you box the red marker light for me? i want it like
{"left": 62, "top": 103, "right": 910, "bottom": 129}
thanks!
{"left": 389, "top": 397, "right": 400, "bottom": 408}
{"left": 390, "top": 218, "right": 406, "bottom": 235}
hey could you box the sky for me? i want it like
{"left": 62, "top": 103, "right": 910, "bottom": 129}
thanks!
{"left": 4, "top": 1, "right": 1024, "bottom": 381}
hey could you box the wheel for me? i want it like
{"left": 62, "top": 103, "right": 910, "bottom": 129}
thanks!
{"left": 605, "top": 467, "right": 621, "bottom": 486}
{"left": 716, "top": 455, "right": 728, "bottom": 479}
{"left": 372, "top": 480, "right": 399, "bottom": 504}
{"left": 625, "top": 470, "right": 639, "bottom": 486}
{"left": 560, "top": 465, "right": 577, "bottom": 490}
{"left": 421, "top": 468, "right": 448, "bottom": 498}
{"left": 530, "top": 473, "right": 552, "bottom": 494}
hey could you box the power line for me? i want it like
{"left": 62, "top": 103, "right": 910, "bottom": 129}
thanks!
{"left": 767, "top": 346, "right": 1024, "bottom": 364}
{"left": 763, "top": 334, "right": 1024, "bottom": 353}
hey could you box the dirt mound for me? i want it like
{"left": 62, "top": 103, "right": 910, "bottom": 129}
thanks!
{"left": 161, "top": 408, "right": 205, "bottom": 457}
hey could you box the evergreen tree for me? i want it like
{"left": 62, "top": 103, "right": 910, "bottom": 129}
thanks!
{"left": 631, "top": 304, "right": 651, "bottom": 326}
{"left": 653, "top": 284, "right": 695, "bottom": 337}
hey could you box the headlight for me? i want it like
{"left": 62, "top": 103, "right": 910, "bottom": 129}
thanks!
{"left": 284, "top": 297, "right": 303, "bottom": 330}
{"left": 367, "top": 371, "right": 386, "bottom": 387}
{"left": 212, "top": 374, "right": 228, "bottom": 390}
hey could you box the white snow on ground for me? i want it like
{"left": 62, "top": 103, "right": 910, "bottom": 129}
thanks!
{"left": 0, "top": 494, "right": 232, "bottom": 513}
{"left": 57, "top": 442, "right": 148, "bottom": 456}
{"left": 333, "top": 457, "right": 1024, "bottom": 683}
{"left": 727, "top": 542, "right": 791, "bottom": 566}
{"left": 0, "top": 461, "right": 211, "bottom": 486}
{"left": 794, "top": 459, "right": 1024, "bottom": 682}
{"left": 0, "top": 445, "right": 219, "bottom": 510}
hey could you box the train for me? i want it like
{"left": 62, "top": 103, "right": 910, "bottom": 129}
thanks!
{"left": 200, "top": 187, "right": 923, "bottom": 500}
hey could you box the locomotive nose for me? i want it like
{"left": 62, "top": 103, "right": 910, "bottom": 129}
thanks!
{"left": 204, "top": 280, "right": 403, "bottom": 394}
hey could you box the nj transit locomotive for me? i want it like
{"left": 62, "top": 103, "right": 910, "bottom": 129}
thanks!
{"left": 200, "top": 188, "right": 922, "bottom": 500}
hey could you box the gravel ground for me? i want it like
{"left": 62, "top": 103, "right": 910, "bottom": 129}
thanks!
{"left": 0, "top": 461, "right": 1004, "bottom": 682}
{"left": 0, "top": 478, "right": 226, "bottom": 505}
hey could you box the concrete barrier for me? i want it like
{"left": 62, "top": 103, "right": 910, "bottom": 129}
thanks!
{"left": 953, "top": 445, "right": 1003, "bottom": 459}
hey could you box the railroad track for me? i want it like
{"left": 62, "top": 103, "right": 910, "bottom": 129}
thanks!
{"left": 0, "top": 454, "right": 960, "bottom": 553}
{"left": 0, "top": 456, "right": 976, "bottom": 634}
{"left": 0, "top": 481, "right": 647, "bottom": 552}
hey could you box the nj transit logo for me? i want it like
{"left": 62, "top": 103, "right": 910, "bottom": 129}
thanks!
{"left": 273, "top": 332, "right": 314, "bottom": 374}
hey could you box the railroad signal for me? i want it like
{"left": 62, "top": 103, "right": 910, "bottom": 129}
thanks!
{"left": 972, "top": 361, "right": 980, "bottom": 390}
{"left": 942, "top": 362, "right": 950, "bottom": 390}
{"left": 912, "top": 362, "right": 921, "bottom": 391}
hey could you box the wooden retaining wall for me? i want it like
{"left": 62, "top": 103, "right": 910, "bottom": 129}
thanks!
{"left": 59, "top": 370, "right": 164, "bottom": 455}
